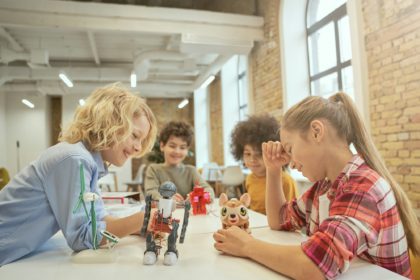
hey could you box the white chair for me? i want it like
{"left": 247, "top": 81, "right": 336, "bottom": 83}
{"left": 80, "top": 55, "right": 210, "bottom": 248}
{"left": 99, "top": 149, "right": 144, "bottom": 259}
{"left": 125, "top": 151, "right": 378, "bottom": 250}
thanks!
{"left": 125, "top": 163, "right": 147, "bottom": 193}
{"left": 218, "top": 165, "right": 244, "bottom": 199}
{"left": 201, "top": 162, "right": 222, "bottom": 181}
{"left": 98, "top": 171, "right": 118, "bottom": 192}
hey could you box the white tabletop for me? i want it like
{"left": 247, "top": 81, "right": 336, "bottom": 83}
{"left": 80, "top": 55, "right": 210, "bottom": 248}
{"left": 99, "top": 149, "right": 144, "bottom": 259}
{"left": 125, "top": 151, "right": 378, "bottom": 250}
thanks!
{"left": 0, "top": 205, "right": 406, "bottom": 280}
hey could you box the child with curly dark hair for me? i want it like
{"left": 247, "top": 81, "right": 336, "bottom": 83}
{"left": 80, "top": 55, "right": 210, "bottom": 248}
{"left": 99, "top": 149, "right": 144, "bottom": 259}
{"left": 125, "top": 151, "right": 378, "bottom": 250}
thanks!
{"left": 230, "top": 114, "right": 297, "bottom": 214}
{"left": 144, "top": 121, "right": 215, "bottom": 202}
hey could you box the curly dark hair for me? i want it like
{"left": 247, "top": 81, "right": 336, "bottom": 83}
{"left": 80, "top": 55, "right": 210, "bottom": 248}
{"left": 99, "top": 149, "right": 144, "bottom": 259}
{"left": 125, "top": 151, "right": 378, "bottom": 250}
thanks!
{"left": 230, "top": 114, "right": 280, "bottom": 161}
{"left": 159, "top": 121, "right": 194, "bottom": 147}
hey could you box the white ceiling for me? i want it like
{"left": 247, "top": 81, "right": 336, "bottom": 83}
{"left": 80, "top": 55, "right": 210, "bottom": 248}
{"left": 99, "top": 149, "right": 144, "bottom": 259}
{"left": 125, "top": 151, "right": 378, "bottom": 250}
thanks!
{"left": 0, "top": 0, "right": 263, "bottom": 98}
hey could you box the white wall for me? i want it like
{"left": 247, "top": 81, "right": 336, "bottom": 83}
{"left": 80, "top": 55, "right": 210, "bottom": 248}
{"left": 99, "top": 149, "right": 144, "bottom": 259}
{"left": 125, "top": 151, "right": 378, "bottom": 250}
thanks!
{"left": 347, "top": 0, "right": 370, "bottom": 128}
{"left": 221, "top": 56, "right": 241, "bottom": 167}
{"left": 193, "top": 87, "right": 210, "bottom": 169}
{"left": 62, "top": 94, "right": 86, "bottom": 129}
{"left": 280, "top": 0, "right": 312, "bottom": 184}
{"left": 5, "top": 92, "right": 50, "bottom": 176}
{"left": 280, "top": 0, "right": 310, "bottom": 110}
{"left": 0, "top": 90, "right": 7, "bottom": 168}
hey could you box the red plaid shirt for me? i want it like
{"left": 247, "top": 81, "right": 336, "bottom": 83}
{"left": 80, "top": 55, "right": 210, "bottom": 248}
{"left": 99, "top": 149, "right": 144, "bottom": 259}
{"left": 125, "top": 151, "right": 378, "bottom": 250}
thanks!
{"left": 280, "top": 155, "right": 413, "bottom": 279}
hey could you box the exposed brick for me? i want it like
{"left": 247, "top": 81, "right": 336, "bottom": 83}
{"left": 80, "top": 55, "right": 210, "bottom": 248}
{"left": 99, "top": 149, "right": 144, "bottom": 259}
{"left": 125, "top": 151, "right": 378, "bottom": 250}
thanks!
{"left": 405, "top": 175, "right": 420, "bottom": 184}
{"left": 363, "top": 0, "right": 420, "bottom": 214}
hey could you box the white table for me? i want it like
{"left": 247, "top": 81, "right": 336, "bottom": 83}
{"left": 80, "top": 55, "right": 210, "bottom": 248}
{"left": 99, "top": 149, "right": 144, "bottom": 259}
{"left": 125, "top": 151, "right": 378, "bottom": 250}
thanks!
{"left": 0, "top": 205, "right": 406, "bottom": 280}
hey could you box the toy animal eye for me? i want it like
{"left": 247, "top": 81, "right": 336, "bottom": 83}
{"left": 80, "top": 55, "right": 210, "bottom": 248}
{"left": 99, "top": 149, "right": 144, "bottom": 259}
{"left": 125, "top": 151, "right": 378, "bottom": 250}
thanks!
{"left": 239, "top": 207, "right": 247, "bottom": 216}
{"left": 221, "top": 207, "right": 227, "bottom": 217}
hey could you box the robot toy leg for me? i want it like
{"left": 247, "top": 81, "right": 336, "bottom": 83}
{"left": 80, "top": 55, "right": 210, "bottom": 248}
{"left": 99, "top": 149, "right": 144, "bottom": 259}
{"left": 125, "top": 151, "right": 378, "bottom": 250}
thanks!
{"left": 179, "top": 201, "right": 191, "bottom": 243}
{"left": 143, "top": 233, "right": 158, "bottom": 265}
{"left": 140, "top": 195, "right": 152, "bottom": 237}
{"left": 163, "top": 221, "right": 179, "bottom": 266}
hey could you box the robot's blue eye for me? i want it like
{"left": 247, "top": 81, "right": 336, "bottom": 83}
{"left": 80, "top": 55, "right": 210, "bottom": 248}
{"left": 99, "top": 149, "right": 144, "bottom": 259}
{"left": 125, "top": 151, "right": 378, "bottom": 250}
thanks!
{"left": 221, "top": 207, "right": 227, "bottom": 216}
{"left": 240, "top": 207, "right": 247, "bottom": 216}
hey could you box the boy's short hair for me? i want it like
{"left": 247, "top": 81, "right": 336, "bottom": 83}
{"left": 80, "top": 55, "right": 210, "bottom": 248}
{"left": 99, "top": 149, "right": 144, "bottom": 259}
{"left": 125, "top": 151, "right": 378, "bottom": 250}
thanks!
{"left": 159, "top": 121, "right": 194, "bottom": 147}
{"left": 230, "top": 114, "right": 280, "bottom": 161}
{"left": 59, "top": 82, "right": 157, "bottom": 157}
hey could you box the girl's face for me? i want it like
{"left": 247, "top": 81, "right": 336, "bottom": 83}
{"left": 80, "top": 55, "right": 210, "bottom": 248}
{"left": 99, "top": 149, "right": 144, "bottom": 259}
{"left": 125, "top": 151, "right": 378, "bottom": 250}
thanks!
{"left": 160, "top": 136, "right": 189, "bottom": 167}
{"left": 280, "top": 127, "right": 326, "bottom": 182}
{"left": 243, "top": 144, "right": 266, "bottom": 177}
{"left": 101, "top": 115, "right": 150, "bottom": 167}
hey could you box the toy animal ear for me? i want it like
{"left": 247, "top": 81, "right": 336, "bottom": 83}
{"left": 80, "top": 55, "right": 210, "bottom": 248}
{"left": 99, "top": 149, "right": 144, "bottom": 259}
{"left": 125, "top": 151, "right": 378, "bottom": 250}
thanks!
{"left": 239, "top": 193, "right": 251, "bottom": 207}
{"left": 219, "top": 193, "right": 228, "bottom": 206}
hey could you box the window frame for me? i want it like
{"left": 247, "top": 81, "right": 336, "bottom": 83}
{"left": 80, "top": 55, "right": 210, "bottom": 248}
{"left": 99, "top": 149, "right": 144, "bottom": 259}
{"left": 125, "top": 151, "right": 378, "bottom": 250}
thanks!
{"left": 237, "top": 56, "right": 248, "bottom": 121}
{"left": 306, "top": 2, "right": 350, "bottom": 95}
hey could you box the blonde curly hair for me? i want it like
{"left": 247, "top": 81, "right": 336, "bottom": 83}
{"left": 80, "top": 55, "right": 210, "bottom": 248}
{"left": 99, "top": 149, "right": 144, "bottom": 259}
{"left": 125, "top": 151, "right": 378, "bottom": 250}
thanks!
{"left": 59, "top": 82, "right": 157, "bottom": 157}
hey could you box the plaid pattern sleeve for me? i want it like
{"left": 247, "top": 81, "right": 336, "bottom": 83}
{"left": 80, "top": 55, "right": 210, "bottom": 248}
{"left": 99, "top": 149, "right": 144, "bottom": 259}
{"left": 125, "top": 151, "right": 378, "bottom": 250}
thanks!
{"left": 279, "top": 181, "right": 322, "bottom": 231}
{"left": 297, "top": 155, "right": 413, "bottom": 279}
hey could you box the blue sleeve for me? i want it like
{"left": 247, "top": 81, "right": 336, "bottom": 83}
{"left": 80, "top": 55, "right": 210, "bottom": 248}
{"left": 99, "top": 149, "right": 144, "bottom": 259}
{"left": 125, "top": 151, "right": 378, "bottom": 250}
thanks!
{"left": 43, "top": 156, "right": 106, "bottom": 251}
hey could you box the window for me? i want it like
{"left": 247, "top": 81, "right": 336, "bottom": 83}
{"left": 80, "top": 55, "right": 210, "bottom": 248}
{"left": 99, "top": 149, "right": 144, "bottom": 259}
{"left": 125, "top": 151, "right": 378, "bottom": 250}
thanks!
{"left": 307, "top": 0, "right": 354, "bottom": 99}
{"left": 193, "top": 87, "right": 210, "bottom": 169}
{"left": 237, "top": 55, "right": 248, "bottom": 121}
{"left": 221, "top": 55, "right": 249, "bottom": 166}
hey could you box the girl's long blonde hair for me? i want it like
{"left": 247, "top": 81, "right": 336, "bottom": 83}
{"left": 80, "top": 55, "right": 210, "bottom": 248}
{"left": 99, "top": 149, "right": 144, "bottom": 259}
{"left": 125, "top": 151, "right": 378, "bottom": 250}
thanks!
{"left": 59, "top": 82, "right": 157, "bottom": 157}
{"left": 282, "top": 92, "right": 420, "bottom": 256}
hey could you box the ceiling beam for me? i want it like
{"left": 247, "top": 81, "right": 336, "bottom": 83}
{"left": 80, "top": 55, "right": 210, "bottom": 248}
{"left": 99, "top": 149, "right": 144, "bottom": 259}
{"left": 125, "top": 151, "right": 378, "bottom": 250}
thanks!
{"left": 193, "top": 55, "right": 232, "bottom": 90}
{"left": 0, "top": 0, "right": 263, "bottom": 43}
{"left": 0, "top": 26, "right": 24, "bottom": 52}
{"left": 1, "top": 81, "right": 192, "bottom": 98}
{"left": 87, "top": 31, "right": 100, "bottom": 65}
{"left": 0, "top": 66, "right": 194, "bottom": 93}
{"left": 0, "top": 0, "right": 263, "bottom": 28}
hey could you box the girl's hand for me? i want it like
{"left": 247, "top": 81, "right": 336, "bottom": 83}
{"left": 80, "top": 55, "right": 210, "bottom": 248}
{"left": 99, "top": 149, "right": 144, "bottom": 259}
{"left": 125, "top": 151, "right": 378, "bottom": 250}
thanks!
{"left": 213, "top": 226, "right": 255, "bottom": 258}
{"left": 262, "top": 141, "right": 290, "bottom": 173}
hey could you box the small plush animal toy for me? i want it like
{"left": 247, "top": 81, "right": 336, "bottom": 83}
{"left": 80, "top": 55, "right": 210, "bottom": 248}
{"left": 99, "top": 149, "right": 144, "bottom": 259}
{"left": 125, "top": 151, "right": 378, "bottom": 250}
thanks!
{"left": 219, "top": 193, "right": 251, "bottom": 233}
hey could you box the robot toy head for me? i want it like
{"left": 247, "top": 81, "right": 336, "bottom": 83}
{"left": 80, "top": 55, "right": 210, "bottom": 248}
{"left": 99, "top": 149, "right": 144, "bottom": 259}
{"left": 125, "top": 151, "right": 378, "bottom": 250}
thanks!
{"left": 159, "top": 181, "right": 177, "bottom": 198}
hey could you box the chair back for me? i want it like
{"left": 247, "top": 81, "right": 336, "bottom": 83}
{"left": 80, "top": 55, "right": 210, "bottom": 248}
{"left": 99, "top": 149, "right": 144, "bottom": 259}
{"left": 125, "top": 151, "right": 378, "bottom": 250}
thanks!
{"left": 134, "top": 163, "right": 147, "bottom": 184}
{"left": 201, "top": 162, "right": 222, "bottom": 181}
{"left": 410, "top": 250, "right": 420, "bottom": 280}
{"left": 221, "top": 166, "right": 244, "bottom": 186}
{"left": 0, "top": 167, "right": 11, "bottom": 190}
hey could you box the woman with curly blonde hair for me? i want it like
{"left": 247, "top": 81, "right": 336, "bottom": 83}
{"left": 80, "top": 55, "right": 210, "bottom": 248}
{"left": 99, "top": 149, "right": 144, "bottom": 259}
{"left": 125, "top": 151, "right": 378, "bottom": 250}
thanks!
{"left": 0, "top": 83, "right": 157, "bottom": 266}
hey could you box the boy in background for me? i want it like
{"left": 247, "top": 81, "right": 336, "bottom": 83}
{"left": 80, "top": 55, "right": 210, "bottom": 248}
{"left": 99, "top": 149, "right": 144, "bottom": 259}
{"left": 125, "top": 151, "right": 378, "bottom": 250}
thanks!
{"left": 144, "top": 121, "right": 214, "bottom": 202}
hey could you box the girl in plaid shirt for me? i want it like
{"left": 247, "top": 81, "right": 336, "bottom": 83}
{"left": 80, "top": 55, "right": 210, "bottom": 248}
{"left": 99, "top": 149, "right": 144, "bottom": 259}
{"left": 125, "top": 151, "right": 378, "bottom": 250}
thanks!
{"left": 213, "top": 92, "right": 419, "bottom": 279}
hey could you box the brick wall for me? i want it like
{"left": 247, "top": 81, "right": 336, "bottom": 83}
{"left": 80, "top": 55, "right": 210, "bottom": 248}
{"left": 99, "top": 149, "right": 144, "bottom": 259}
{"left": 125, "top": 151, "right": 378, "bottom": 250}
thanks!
{"left": 250, "top": 0, "right": 283, "bottom": 120}
{"left": 208, "top": 77, "right": 225, "bottom": 165}
{"left": 131, "top": 98, "right": 195, "bottom": 178}
{"left": 146, "top": 98, "right": 194, "bottom": 130}
{"left": 362, "top": 0, "right": 420, "bottom": 214}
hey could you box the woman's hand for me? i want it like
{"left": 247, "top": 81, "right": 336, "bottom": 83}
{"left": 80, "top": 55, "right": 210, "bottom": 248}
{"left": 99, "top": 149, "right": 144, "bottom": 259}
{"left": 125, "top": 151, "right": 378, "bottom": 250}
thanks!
{"left": 262, "top": 141, "right": 290, "bottom": 173}
{"left": 213, "top": 226, "right": 255, "bottom": 258}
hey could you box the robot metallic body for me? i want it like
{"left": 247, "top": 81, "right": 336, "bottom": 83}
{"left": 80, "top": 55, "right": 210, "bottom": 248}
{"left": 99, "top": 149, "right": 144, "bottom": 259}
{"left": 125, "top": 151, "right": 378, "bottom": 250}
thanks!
{"left": 140, "top": 181, "right": 191, "bottom": 265}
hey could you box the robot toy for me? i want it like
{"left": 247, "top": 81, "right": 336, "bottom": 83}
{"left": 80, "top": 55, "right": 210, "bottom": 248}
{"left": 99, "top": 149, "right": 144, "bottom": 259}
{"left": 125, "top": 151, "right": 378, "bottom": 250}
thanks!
{"left": 189, "top": 183, "right": 211, "bottom": 215}
{"left": 140, "top": 181, "right": 191, "bottom": 265}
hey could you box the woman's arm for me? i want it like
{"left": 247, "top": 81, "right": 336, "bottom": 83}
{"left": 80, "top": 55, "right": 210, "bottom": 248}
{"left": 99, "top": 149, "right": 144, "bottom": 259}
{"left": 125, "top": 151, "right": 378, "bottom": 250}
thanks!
{"left": 213, "top": 226, "right": 324, "bottom": 280}
{"left": 262, "top": 142, "right": 290, "bottom": 229}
